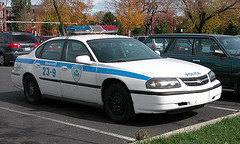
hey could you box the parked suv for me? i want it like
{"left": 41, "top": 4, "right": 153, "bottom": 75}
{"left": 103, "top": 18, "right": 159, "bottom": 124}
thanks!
{"left": 144, "top": 33, "right": 240, "bottom": 95}
{"left": 0, "top": 31, "right": 40, "bottom": 65}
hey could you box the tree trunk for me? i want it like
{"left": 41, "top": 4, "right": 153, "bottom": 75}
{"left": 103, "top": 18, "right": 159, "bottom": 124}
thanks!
{"left": 52, "top": 0, "right": 66, "bottom": 36}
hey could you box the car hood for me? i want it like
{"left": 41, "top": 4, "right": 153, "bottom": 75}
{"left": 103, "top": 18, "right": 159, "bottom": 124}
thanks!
{"left": 101, "top": 58, "right": 210, "bottom": 78}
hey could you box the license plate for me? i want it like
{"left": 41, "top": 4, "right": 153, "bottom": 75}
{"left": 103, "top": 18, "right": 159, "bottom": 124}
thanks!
{"left": 24, "top": 47, "right": 31, "bottom": 51}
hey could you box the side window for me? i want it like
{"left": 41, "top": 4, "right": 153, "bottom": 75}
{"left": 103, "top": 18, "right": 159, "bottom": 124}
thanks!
{"left": 35, "top": 44, "right": 44, "bottom": 58}
{"left": 167, "top": 38, "right": 193, "bottom": 55}
{"left": 40, "top": 41, "right": 64, "bottom": 61}
{"left": 145, "top": 38, "right": 171, "bottom": 52}
{"left": 195, "top": 39, "right": 221, "bottom": 56}
{"left": 65, "top": 41, "right": 91, "bottom": 62}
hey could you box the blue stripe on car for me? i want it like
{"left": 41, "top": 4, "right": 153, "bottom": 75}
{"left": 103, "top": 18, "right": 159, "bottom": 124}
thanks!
{"left": 15, "top": 58, "right": 35, "bottom": 64}
{"left": 97, "top": 67, "right": 150, "bottom": 80}
{"left": 15, "top": 58, "right": 151, "bottom": 80}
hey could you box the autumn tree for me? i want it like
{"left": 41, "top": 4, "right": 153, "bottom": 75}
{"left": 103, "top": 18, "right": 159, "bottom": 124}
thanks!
{"left": 180, "top": 0, "right": 240, "bottom": 33}
{"left": 11, "top": 0, "right": 31, "bottom": 31}
{"left": 107, "top": 0, "right": 146, "bottom": 36}
{"left": 102, "top": 12, "right": 124, "bottom": 34}
{"left": 92, "top": 11, "right": 105, "bottom": 25}
{"left": 215, "top": 8, "right": 240, "bottom": 35}
{"left": 37, "top": 0, "right": 93, "bottom": 35}
{"left": 140, "top": 0, "right": 177, "bottom": 35}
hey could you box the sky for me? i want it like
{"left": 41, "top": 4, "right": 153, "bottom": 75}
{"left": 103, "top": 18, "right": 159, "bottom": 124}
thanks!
{"left": 92, "top": 0, "right": 106, "bottom": 14}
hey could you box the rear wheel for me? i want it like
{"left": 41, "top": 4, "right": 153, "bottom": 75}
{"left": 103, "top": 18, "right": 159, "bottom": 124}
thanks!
{"left": 104, "top": 83, "right": 136, "bottom": 123}
{"left": 23, "top": 75, "right": 42, "bottom": 104}
{"left": 0, "top": 53, "right": 5, "bottom": 66}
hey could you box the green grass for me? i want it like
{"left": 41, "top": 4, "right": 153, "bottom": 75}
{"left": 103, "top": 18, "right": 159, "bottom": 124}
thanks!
{"left": 145, "top": 115, "right": 240, "bottom": 144}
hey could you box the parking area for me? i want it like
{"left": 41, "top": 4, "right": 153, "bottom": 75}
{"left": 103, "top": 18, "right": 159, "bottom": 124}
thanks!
{"left": 0, "top": 66, "right": 239, "bottom": 144}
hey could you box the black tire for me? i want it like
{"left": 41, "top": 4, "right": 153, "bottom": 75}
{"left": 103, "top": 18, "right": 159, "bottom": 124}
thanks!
{"left": 23, "top": 75, "right": 42, "bottom": 105}
{"left": 0, "top": 53, "right": 5, "bottom": 66}
{"left": 104, "top": 83, "right": 136, "bottom": 123}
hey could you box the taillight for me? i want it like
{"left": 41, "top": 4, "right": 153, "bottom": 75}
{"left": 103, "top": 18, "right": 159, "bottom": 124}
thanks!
{"left": 8, "top": 43, "right": 21, "bottom": 48}
{"left": 178, "top": 46, "right": 181, "bottom": 50}
{"left": 34, "top": 43, "right": 41, "bottom": 48}
{"left": 152, "top": 45, "right": 156, "bottom": 48}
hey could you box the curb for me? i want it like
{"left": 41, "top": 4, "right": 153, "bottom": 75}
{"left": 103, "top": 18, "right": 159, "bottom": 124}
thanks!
{"left": 132, "top": 111, "right": 240, "bottom": 143}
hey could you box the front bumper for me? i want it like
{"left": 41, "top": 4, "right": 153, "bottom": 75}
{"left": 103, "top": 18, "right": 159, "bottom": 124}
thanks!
{"left": 131, "top": 83, "right": 222, "bottom": 114}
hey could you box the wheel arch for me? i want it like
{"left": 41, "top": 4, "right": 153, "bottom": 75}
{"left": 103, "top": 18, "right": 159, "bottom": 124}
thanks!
{"left": 101, "top": 78, "right": 130, "bottom": 102}
{"left": 22, "top": 72, "right": 37, "bottom": 85}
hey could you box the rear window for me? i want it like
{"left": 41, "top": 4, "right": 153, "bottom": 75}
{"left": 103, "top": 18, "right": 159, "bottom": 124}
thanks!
{"left": 12, "top": 34, "right": 38, "bottom": 43}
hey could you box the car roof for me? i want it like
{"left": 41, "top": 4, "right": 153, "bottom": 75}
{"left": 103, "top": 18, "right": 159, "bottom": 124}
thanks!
{"left": 148, "top": 33, "right": 237, "bottom": 38}
{"left": 66, "top": 34, "right": 131, "bottom": 41}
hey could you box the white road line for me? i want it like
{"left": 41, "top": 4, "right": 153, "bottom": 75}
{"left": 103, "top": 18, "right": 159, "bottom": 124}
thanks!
{"left": 206, "top": 106, "right": 239, "bottom": 112}
{"left": 0, "top": 107, "right": 136, "bottom": 142}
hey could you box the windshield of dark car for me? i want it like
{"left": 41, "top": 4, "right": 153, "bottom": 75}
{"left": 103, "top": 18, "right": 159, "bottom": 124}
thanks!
{"left": 217, "top": 37, "right": 240, "bottom": 56}
{"left": 12, "top": 34, "right": 38, "bottom": 43}
{"left": 87, "top": 38, "right": 161, "bottom": 62}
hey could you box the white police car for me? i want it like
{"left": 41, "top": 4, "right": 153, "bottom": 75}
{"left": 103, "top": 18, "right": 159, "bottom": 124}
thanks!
{"left": 11, "top": 34, "right": 222, "bottom": 123}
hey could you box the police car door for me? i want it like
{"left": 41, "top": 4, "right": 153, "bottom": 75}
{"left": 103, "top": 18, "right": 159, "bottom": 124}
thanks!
{"left": 34, "top": 40, "right": 65, "bottom": 97}
{"left": 60, "top": 40, "right": 99, "bottom": 103}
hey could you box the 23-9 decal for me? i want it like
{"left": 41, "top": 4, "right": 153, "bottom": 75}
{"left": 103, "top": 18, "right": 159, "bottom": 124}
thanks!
{"left": 43, "top": 67, "right": 56, "bottom": 77}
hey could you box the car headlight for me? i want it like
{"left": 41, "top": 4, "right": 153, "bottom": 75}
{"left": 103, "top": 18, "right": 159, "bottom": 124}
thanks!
{"left": 208, "top": 71, "right": 216, "bottom": 82}
{"left": 146, "top": 78, "right": 181, "bottom": 89}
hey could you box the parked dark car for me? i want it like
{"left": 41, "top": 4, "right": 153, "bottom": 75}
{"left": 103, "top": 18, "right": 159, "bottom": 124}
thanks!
{"left": 0, "top": 31, "right": 40, "bottom": 65}
{"left": 36, "top": 36, "right": 55, "bottom": 43}
{"left": 144, "top": 33, "right": 240, "bottom": 95}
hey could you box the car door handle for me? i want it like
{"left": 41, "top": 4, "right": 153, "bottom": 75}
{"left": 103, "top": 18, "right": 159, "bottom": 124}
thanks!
{"left": 192, "top": 59, "right": 200, "bottom": 63}
{"left": 61, "top": 66, "right": 68, "bottom": 71}
{"left": 34, "top": 63, "right": 40, "bottom": 67}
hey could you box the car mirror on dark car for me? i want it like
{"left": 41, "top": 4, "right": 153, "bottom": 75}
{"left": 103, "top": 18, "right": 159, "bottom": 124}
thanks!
{"left": 213, "top": 50, "right": 225, "bottom": 57}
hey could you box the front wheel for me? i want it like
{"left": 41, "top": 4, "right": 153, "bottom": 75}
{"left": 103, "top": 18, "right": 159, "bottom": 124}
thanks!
{"left": 104, "top": 83, "right": 136, "bottom": 123}
{"left": 23, "top": 75, "right": 42, "bottom": 104}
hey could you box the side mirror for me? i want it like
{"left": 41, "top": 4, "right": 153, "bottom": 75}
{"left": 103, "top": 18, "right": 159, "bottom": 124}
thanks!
{"left": 76, "top": 55, "right": 93, "bottom": 65}
{"left": 155, "top": 50, "right": 161, "bottom": 55}
{"left": 213, "top": 50, "right": 225, "bottom": 57}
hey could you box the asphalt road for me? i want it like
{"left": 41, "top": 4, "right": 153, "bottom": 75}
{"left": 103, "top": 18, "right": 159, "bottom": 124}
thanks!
{"left": 0, "top": 65, "right": 239, "bottom": 144}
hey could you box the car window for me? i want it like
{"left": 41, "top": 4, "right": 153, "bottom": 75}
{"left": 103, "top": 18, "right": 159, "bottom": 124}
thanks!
{"left": 65, "top": 41, "right": 92, "bottom": 62}
{"left": 12, "top": 34, "right": 38, "bottom": 43}
{"left": 40, "top": 41, "right": 64, "bottom": 61}
{"left": 217, "top": 37, "right": 240, "bottom": 56}
{"left": 36, "top": 44, "right": 45, "bottom": 58}
{"left": 167, "top": 38, "right": 193, "bottom": 55}
{"left": 87, "top": 38, "right": 161, "bottom": 62}
{"left": 145, "top": 38, "right": 171, "bottom": 52}
{"left": 195, "top": 38, "right": 222, "bottom": 56}
{"left": 137, "top": 37, "right": 146, "bottom": 42}
{"left": 0, "top": 34, "right": 8, "bottom": 43}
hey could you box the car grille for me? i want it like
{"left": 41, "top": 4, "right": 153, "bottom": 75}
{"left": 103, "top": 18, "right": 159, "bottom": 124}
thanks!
{"left": 180, "top": 75, "right": 209, "bottom": 86}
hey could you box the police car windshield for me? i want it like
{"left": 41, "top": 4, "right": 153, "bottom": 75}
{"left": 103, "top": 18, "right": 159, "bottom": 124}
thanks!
{"left": 87, "top": 38, "right": 161, "bottom": 62}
